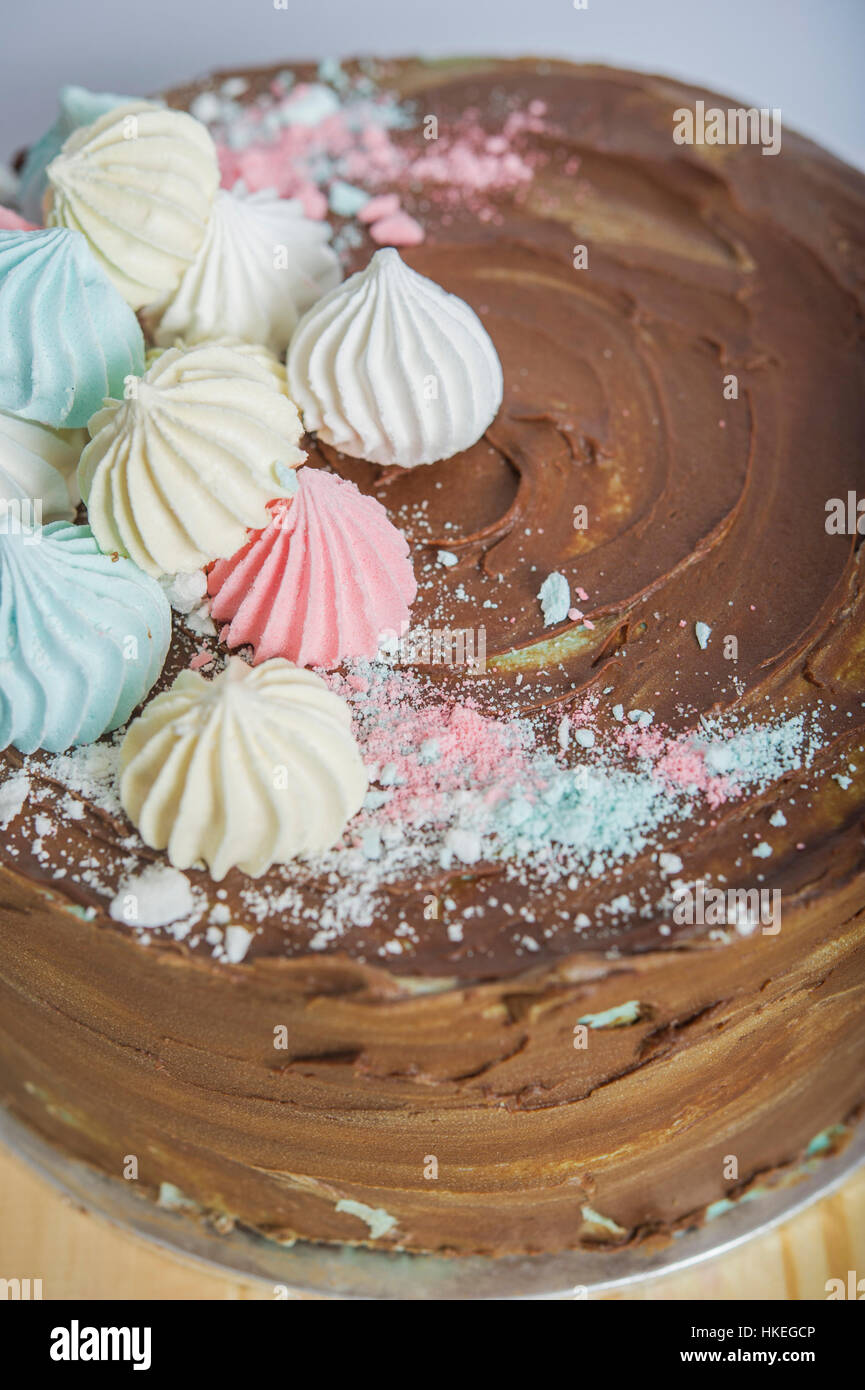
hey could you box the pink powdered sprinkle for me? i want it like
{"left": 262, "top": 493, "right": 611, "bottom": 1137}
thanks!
{"left": 406, "top": 108, "right": 545, "bottom": 200}
{"left": 618, "top": 723, "right": 734, "bottom": 809}
{"left": 357, "top": 674, "right": 531, "bottom": 827}
{"left": 567, "top": 694, "right": 602, "bottom": 728}
{"left": 370, "top": 211, "right": 424, "bottom": 246}
{"left": 217, "top": 102, "right": 405, "bottom": 200}
{"left": 0, "top": 206, "right": 37, "bottom": 231}
{"left": 188, "top": 651, "right": 214, "bottom": 671}
{"left": 617, "top": 725, "right": 667, "bottom": 761}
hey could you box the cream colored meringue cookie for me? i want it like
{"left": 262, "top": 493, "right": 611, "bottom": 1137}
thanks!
{"left": 143, "top": 337, "right": 290, "bottom": 465}
{"left": 145, "top": 335, "right": 289, "bottom": 390}
{"left": 287, "top": 247, "right": 503, "bottom": 468}
{"left": 78, "top": 342, "right": 306, "bottom": 577}
{"left": 0, "top": 407, "right": 84, "bottom": 522}
{"left": 45, "top": 102, "right": 219, "bottom": 309}
{"left": 120, "top": 657, "right": 369, "bottom": 879}
{"left": 145, "top": 189, "right": 342, "bottom": 355}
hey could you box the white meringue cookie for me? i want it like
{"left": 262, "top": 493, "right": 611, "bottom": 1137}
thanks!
{"left": 45, "top": 102, "right": 219, "bottom": 309}
{"left": 287, "top": 247, "right": 503, "bottom": 468}
{"left": 120, "top": 657, "right": 368, "bottom": 878}
{"left": 0, "top": 408, "right": 84, "bottom": 522}
{"left": 78, "top": 342, "right": 306, "bottom": 577}
{"left": 145, "top": 189, "right": 342, "bottom": 355}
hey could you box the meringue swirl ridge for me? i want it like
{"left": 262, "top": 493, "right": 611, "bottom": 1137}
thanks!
{"left": 0, "top": 520, "right": 170, "bottom": 754}
{"left": 0, "top": 228, "right": 145, "bottom": 429}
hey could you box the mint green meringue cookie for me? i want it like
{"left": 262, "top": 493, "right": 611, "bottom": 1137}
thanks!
{"left": 0, "top": 228, "right": 145, "bottom": 428}
{"left": 17, "top": 85, "right": 134, "bottom": 225}
{"left": 0, "top": 520, "right": 170, "bottom": 753}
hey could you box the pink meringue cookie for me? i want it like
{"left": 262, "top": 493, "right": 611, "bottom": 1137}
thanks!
{"left": 0, "top": 206, "right": 38, "bottom": 231}
{"left": 208, "top": 468, "right": 417, "bottom": 668}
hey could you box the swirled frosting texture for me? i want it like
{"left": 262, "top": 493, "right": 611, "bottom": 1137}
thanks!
{"left": 79, "top": 342, "right": 306, "bottom": 577}
{"left": 145, "top": 189, "right": 342, "bottom": 355}
{"left": 17, "top": 85, "right": 133, "bottom": 225}
{"left": 0, "top": 408, "right": 83, "bottom": 522}
{"left": 208, "top": 468, "right": 417, "bottom": 667}
{"left": 120, "top": 657, "right": 368, "bottom": 878}
{"left": 45, "top": 103, "right": 219, "bottom": 309}
{"left": 0, "top": 520, "right": 170, "bottom": 753}
{"left": 0, "top": 228, "right": 145, "bottom": 428}
{"left": 287, "top": 247, "right": 503, "bottom": 467}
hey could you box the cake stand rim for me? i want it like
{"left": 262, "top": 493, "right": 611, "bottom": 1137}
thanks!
{"left": 1, "top": 1105, "right": 861, "bottom": 1301}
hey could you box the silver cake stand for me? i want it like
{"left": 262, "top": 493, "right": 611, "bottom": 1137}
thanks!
{"left": 2, "top": 1107, "right": 862, "bottom": 1300}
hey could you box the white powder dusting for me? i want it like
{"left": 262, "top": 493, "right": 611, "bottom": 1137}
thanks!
{"left": 109, "top": 864, "right": 197, "bottom": 929}
{"left": 0, "top": 773, "right": 29, "bottom": 828}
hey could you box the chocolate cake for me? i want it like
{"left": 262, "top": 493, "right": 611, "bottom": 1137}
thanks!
{"left": 0, "top": 57, "right": 864, "bottom": 1260}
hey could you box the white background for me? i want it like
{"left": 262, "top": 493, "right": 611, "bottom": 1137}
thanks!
{"left": 1, "top": 0, "right": 863, "bottom": 171}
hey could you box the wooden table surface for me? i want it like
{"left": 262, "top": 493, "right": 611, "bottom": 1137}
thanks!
{"left": 1, "top": 1141, "right": 863, "bottom": 1300}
